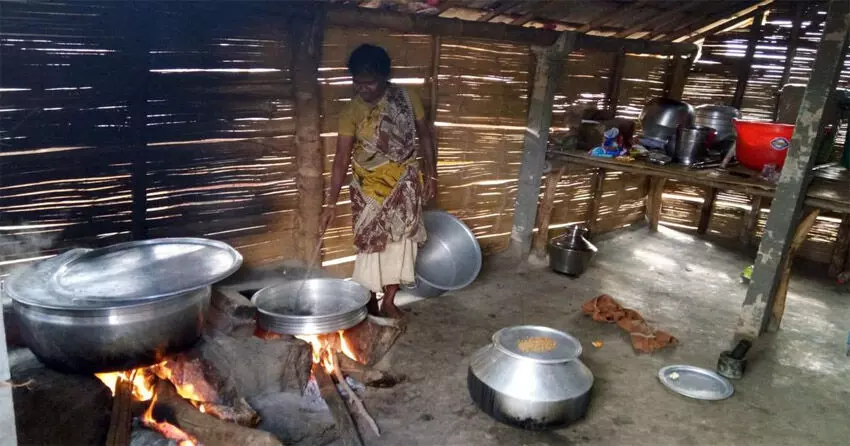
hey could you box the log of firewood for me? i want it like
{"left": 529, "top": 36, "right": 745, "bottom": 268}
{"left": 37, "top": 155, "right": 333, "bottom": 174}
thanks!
{"left": 343, "top": 315, "right": 404, "bottom": 367}
{"left": 152, "top": 380, "right": 283, "bottom": 446}
{"left": 106, "top": 377, "right": 134, "bottom": 446}
{"left": 313, "top": 365, "right": 363, "bottom": 446}
{"left": 337, "top": 355, "right": 406, "bottom": 388}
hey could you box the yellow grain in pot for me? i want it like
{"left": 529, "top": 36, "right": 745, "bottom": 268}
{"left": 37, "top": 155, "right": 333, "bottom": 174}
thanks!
{"left": 517, "top": 336, "right": 557, "bottom": 353}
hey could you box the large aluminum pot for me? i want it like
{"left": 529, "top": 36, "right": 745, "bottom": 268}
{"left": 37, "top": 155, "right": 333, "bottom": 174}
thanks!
{"left": 639, "top": 98, "right": 695, "bottom": 154}
{"left": 468, "top": 326, "right": 593, "bottom": 430}
{"left": 14, "top": 286, "right": 209, "bottom": 374}
{"left": 408, "top": 210, "right": 482, "bottom": 298}
{"left": 694, "top": 104, "right": 741, "bottom": 143}
{"left": 5, "top": 238, "right": 242, "bottom": 373}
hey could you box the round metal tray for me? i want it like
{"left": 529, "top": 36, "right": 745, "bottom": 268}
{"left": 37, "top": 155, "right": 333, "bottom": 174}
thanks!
{"left": 658, "top": 364, "right": 734, "bottom": 401}
{"left": 251, "top": 278, "right": 370, "bottom": 335}
{"left": 47, "top": 238, "right": 242, "bottom": 304}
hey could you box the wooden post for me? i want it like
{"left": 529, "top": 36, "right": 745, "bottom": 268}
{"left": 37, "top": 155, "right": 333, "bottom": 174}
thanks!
{"left": 585, "top": 169, "right": 606, "bottom": 234}
{"left": 607, "top": 50, "right": 626, "bottom": 112}
{"left": 646, "top": 177, "right": 667, "bottom": 232}
{"left": 128, "top": 5, "right": 151, "bottom": 240}
{"left": 666, "top": 52, "right": 694, "bottom": 100}
{"left": 778, "top": 2, "right": 804, "bottom": 90}
{"left": 736, "top": 0, "right": 850, "bottom": 339}
{"left": 829, "top": 214, "right": 850, "bottom": 277}
{"left": 509, "top": 33, "right": 575, "bottom": 259}
{"left": 0, "top": 305, "right": 16, "bottom": 446}
{"left": 768, "top": 209, "right": 820, "bottom": 332}
{"left": 429, "top": 35, "right": 441, "bottom": 123}
{"left": 697, "top": 187, "right": 718, "bottom": 235}
{"left": 531, "top": 165, "right": 565, "bottom": 258}
{"left": 739, "top": 195, "right": 763, "bottom": 245}
{"left": 291, "top": 8, "right": 326, "bottom": 262}
{"left": 731, "top": 10, "right": 764, "bottom": 109}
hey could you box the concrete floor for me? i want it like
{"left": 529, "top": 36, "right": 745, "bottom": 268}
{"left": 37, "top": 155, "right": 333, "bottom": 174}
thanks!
{"left": 360, "top": 227, "right": 850, "bottom": 446}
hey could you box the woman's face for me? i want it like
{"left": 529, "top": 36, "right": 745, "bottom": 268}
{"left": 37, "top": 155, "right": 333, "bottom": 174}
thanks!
{"left": 353, "top": 73, "right": 388, "bottom": 104}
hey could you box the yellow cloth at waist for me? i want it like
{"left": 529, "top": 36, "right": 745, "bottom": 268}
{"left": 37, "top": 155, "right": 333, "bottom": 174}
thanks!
{"left": 352, "top": 160, "right": 420, "bottom": 205}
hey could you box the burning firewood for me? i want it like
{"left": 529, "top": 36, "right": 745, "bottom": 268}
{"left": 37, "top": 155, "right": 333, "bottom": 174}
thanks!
{"left": 341, "top": 315, "right": 405, "bottom": 367}
{"left": 151, "top": 379, "right": 283, "bottom": 446}
{"left": 330, "top": 352, "right": 380, "bottom": 438}
{"left": 106, "top": 377, "right": 134, "bottom": 446}
{"left": 313, "top": 364, "right": 363, "bottom": 446}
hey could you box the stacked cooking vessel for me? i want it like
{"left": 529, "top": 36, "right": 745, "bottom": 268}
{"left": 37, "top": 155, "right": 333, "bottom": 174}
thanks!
{"left": 3, "top": 238, "right": 243, "bottom": 373}
{"left": 640, "top": 98, "right": 741, "bottom": 165}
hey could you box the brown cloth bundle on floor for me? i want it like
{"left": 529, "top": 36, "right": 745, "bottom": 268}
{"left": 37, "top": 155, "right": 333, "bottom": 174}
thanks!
{"left": 582, "top": 294, "right": 677, "bottom": 353}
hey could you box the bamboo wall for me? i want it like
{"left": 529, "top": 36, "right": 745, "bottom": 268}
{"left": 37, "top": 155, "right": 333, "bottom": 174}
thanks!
{"left": 1, "top": 2, "right": 848, "bottom": 277}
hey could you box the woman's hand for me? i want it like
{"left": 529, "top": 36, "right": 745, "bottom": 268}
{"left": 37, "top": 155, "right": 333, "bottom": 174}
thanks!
{"left": 320, "top": 206, "right": 336, "bottom": 233}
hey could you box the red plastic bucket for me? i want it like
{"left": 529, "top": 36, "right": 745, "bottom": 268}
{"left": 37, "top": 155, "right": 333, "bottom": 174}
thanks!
{"left": 733, "top": 119, "right": 795, "bottom": 170}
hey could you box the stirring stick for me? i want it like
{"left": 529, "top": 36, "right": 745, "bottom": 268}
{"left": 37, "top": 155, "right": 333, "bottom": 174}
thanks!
{"left": 294, "top": 231, "right": 326, "bottom": 302}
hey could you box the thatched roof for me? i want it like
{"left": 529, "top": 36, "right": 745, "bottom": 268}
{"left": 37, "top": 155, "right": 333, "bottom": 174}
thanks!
{"left": 337, "top": 0, "right": 823, "bottom": 42}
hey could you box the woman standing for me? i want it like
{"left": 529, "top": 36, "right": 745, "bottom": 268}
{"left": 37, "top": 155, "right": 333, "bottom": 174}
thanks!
{"left": 321, "top": 44, "right": 437, "bottom": 319}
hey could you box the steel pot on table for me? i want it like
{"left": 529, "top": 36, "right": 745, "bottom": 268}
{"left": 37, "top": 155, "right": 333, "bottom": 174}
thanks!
{"left": 4, "top": 238, "right": 242, "bottom": 373}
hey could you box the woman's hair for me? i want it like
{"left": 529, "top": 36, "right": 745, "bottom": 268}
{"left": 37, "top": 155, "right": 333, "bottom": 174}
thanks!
{"left": 347, "top": 44, "right": 392, "bottom": 77}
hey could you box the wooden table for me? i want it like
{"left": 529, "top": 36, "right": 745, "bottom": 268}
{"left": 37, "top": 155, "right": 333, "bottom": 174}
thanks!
{"left": 537, "top": 149, "right": 850, "bottom": 275}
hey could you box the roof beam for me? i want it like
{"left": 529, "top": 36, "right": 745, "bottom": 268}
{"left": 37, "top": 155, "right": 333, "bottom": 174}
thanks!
{"left": 673, "top": 0, "right": 773, "bottom": 42}
{"left": 648, "top": 1, "right": 750, "bottom": 41}
{"left": 576, "top": 2, "right": 631, "bottom": 33}
{"left": 613, "top": 2, "right": 695, "bottom": 38}
{"left": 325, "top": 5, "right": 697, "bottom": 55}
{"left": 476, "top": 1, "right": 521, "bottom": 22}
{"left": 511, "top": 1, "right": 559, "bottom": 26}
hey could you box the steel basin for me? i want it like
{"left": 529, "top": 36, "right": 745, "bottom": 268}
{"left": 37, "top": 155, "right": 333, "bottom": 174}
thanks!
{"left": 13, "top": 287, "right": 209, "bottom": 374}
{"left": 252, "top": 278, "right": 370, "bottom": 335}
{"left": 468, "top": 326, "right": 593, "bottom": 429}
{"left": 4, "top": 239, "right": 241, "bottom": 374}
{"left": 409, "top": 210, "right": 482, "bottom": 297}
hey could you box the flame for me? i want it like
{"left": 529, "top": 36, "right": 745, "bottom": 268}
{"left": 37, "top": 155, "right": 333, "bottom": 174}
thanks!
{"left": 295, "top": 330, "right": 359, "bottom": 375}
{"left": 95, "top": 365, "right": 200, "bottom": 446}
{"left": 152, "top": 361, "right": 206, "bottom": 404}
{"left": 95, "top": 368, "right": 156, "bottom": 401}
{"left": 338, "top": 330, "right": 358, "bottom": 363}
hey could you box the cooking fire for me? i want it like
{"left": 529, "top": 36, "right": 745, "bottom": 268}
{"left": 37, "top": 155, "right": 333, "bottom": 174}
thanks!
{"left": 96, "top": 364, "right": 205, "bottom": 445}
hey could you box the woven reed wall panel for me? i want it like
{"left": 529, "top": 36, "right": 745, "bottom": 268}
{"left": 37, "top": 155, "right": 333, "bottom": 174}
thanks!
{"left": 615, "top": 54, "right": 667, "bottom": 121}
{"left": 434, "top": 38, "right": 531, "bottom": 255}
{"left": 0, "top": 2, "right": 299, "bottom": 272}
{"left": 542, "top": 167, "right": 647, "bottom": 239}
{"left": 0, "top": 2, "right": 135, "bottom": 272}
{"left": 143, "top": 4, "right": 297, "bottom": 265}
{"left": 551, "top": 50, "right": 616, "bottom": 129}
{"left": 319, "top": 27, "right": 435, "bottom": 277}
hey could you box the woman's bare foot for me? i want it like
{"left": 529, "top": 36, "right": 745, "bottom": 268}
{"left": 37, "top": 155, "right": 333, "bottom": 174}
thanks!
{"left": 381, "top": 301, "right": 405, "bottom": 319}
{"left": 367, "top": 293, "right": 381, "bottom": 316}
{"left": 380, "top": 284, "right": 405, "bottom": 320}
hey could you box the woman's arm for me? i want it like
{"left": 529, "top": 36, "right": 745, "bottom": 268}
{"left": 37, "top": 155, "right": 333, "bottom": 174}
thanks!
{"left": 415, "top": 118, "right": 437, "bottom": 201}
{"left": 321, "top": 135, "right": 355, "bottom": 232}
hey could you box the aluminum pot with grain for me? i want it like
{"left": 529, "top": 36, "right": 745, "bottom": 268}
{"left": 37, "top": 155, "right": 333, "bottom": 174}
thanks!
{"left": 468, "top": 325, "right": 593, "bottom": 430}
{"left": 4, "top": 238, "right": 242, "bottom": 373}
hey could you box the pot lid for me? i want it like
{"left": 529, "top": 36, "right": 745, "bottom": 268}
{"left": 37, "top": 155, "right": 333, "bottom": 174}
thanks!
{"left": 5, "top": 238, "right": 242, "bottom": 309}
{"left": 493, "top": 325, "right": 582, "bottom": 364}
{"left": 658, "top": 365, "right": 734, "bottom": 401}
{"left": 48, "top": 238, "right": 242, "bottom": 303}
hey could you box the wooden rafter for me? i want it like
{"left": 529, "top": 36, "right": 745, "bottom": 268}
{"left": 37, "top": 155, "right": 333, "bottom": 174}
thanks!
{"left": 673, "top": 0, "right": 773, "bottom": 42}
{"left": 614, "top": 2, "right": 695, "bottom": 38}
{"left": 511, "top": 1, "right": 560, "bottom": 26}
{"left": 576, "top": 2, "right": 631, "bottom": 33}
{"left": 476, "top": 1, "right": 522, "bottom": 22}
{"left": 649, "top": 1, "right": 751, "bottom": 41}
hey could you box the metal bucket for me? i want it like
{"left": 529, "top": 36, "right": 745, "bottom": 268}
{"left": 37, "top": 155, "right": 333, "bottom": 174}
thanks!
{"left": 548, "top": 233, "right": 597, "bottom": 277}
{"left": 408, "top": 211, "right": 482, "bottom": 298}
